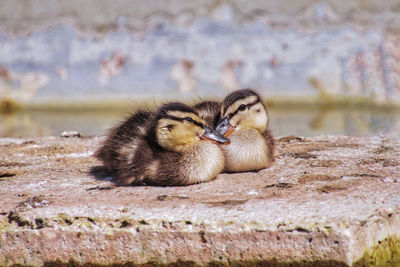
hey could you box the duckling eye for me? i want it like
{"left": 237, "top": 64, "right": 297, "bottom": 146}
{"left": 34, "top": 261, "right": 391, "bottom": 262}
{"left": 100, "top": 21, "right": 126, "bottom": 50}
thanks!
{"left": 185, "top": 117, "right": 194, "bottom": 123}
{"left": 238, "top": 104, "right": 246, "bottom": 111}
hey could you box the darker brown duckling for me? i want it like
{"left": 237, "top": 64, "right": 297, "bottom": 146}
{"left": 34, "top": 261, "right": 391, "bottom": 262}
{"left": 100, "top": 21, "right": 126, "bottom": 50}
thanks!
{"left": 95, "top": 102, "right": 229, "bottom": 186}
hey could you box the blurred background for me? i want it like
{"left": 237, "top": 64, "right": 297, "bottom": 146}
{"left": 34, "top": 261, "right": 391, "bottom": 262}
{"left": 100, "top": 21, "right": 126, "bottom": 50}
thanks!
{"left": 0, "top": 0, "right": 399, "bottom": 139}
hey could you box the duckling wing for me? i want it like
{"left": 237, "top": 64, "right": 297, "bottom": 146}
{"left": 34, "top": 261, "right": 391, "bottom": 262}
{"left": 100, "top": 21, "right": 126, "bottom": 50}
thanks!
{"left": 262, "top": 129, "right": 275, "bottom": 163}
{"left": 110, "top": 110, "right": 153, "bottom": 141}
{"left": 192, "top": 101, "right": 221, "bottom": 128}
{"left": 94, "top": 110, "right": 153, "bottom": 173}
{"left": 143, "top": 151, "right": 183, "bottom": 186}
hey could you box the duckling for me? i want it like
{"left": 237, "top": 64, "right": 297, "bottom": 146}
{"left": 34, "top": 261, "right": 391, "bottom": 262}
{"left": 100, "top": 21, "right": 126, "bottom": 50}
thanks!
{"left": 95, "top": 102, "right": 229, "bottom": 186}
{"left": 215, "top": 89, "right": 275, "bottom": 172}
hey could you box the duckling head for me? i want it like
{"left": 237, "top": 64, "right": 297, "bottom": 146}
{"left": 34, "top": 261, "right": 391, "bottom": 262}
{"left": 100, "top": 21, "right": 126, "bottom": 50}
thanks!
{"left": 216, "top": 89, "right": 268, "bottom": 135}
{"left": 154, "top": 102, "right": 229, "bottom": 151}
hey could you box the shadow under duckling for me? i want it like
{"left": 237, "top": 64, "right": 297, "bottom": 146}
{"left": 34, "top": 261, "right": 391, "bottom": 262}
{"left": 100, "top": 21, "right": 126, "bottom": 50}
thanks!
{"left": 214, "top": 89, "right": 275, "bottom": 173}
{"left": 94, "top": 102, "right": 229, "bottom": 186}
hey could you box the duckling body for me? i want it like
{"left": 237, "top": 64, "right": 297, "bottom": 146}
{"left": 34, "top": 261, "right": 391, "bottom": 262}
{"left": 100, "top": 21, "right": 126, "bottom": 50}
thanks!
{"left": 215, "top": 89, "right": 275, "bottom": 172}
{"left": 95, "top": 110, "right": 152, "bottom": 175}
{"left": 95, "top": 103, "right": 228, "bottom": 186}
{"left": 220, "top": 127, "right": 274, "bottom": 172}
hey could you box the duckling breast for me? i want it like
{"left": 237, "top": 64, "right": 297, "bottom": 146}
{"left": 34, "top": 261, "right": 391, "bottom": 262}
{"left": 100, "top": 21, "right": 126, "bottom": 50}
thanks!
{"left": 179, "top": 142, "right": 225, "bottom": 185}
{"left": 221, "top": 128, "right": 272, "bottom": 172}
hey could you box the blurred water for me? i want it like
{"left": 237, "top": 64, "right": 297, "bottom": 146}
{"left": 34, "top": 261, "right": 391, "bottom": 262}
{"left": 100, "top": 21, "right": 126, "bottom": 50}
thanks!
{"left": 1, "top": 104, "right": 399, "bottom": 140}
{"left": 269, "top": 105, "right": 400, "bottom": 140}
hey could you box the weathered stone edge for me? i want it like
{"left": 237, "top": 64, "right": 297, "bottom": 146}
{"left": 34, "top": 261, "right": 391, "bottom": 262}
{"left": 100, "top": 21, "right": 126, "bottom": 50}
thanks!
{"left": 1, "top": 211, "right": 399, "bottom": 266}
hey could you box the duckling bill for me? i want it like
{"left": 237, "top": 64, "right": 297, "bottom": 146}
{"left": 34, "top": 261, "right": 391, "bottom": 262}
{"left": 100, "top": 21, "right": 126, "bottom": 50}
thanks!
{"left": 95, "top": 102, "right": 229, "bottom": 186}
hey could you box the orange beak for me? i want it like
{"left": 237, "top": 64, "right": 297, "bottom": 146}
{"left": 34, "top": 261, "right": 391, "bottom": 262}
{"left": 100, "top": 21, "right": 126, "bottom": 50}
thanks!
{"left": 215, "top": 117, "right": 235, "bottom": 137}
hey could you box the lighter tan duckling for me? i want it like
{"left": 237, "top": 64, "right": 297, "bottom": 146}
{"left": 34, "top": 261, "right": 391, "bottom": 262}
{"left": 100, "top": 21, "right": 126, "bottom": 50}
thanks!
{"left": 215, "top": 89, "right": 275, "bottom": 172}
{"left": 95, "top": 102, "right": 229, "bottom": 186}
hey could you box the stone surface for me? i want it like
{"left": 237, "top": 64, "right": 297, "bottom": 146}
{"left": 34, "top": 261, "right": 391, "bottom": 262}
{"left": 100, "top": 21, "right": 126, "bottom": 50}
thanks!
{"left": 0, "top": 135, "right": 399, "bottom": 266}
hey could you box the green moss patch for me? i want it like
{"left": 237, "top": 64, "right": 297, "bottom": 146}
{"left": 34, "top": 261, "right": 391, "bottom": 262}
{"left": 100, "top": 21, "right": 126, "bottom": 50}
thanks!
{"left": 353, "top": 236, "right": 400, "bottom": 267}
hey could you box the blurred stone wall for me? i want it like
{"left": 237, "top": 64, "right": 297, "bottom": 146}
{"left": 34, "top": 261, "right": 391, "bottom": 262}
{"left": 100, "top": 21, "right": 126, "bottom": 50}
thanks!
{"left": 1, "top": 0, "right": 400, "bottom": 103}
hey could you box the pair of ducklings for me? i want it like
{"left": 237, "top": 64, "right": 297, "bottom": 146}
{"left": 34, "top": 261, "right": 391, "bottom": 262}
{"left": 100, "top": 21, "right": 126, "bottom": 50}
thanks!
{"left": 95, "top": 89, "right": 274, "bottom": 186}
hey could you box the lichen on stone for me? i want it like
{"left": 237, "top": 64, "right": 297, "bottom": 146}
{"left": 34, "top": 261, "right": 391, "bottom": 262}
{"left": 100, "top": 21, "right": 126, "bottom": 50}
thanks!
{"left": 353, "top": 235, "right": 400, "bottom": 266}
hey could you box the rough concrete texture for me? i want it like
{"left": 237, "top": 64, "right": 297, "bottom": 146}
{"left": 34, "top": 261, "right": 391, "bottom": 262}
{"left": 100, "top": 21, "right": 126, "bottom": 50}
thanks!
{"left": 1, "top": 1, "right": 400, "bottom": 103}
{"left": 0, "top": 135, "right": 399, "bottom": 266}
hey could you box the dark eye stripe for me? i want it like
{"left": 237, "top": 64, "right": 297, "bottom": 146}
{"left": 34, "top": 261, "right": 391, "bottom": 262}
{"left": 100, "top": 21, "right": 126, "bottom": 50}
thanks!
{"left": 164, "top": 115, "right": 204, "bottom": 128}
{"left": 227, "top": 99, "right": 260, "bottom": 119}
{"left": 189, "top": 118, "right": 204, "bottom": 128}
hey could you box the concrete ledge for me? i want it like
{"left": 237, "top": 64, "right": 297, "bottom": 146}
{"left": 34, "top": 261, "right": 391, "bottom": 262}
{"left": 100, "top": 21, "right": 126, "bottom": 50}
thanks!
{"left": 0, "top": 135, "right": 399, "bottom": 266}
